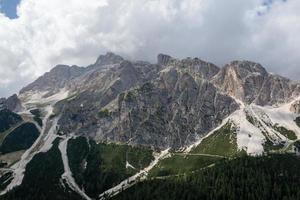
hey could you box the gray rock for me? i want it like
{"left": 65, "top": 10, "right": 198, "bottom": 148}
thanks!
{"left": 290, "top": 100, "right": 300, "bottom": 114}
{"left": 157, "top": 54, "right": 173, "bottom": 65}
{"left": 94, "top": 52, "right": 124, "bottom": 66}
{"left": 212, "top": 60, "right": 300, "bottom": 105}
{"left": 19, "top": 52, "right": 300, "bottom": 150}
{"left": 20, "top": 65, "right": 86, "bottom": 96}
{"left": 0, "top": 94, "right": 22, "bottom": 112}
{"left": 52, "top": 54, "right": 236, "bottom": 149}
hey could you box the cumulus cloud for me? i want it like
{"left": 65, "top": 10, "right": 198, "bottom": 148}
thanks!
{"left": 0, "top": 0, "right": 299, "bottom": 97}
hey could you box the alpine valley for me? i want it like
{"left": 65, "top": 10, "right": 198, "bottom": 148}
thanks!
{"left": 0, "top": 52, "right": 300, "bottom": 200}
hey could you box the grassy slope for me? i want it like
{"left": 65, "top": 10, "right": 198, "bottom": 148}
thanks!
{"left": 191, "top": 122, "right": 243, "bottom": 157}
{"left": 113, "top": 154, "right": 300, "bottom": 200}
{"left": 67, "top": 137, "right": 154, "bottom": 198}
{"left": 149, "top": 154, "right": 222, "bottom": 177}
{"left": 1, "top": 139, "right": 82, "bottom": 200}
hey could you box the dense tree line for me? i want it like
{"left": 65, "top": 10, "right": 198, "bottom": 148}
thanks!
{"left": 0, "top": 139, "right": 82, "bottom": 200}
{"left": 0, "top": 123, "right": 40, "bottom": 154}
{"left": 0, "top": 109, "right": 22, "bottom": 133}
{"left": 113, "top": 154, "right": 300, "bottom": 200}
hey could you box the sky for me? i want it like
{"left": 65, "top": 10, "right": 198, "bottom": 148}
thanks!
{"left": 0, "top": 0, "right": 299, "bottom": 97}
{"left": 0, "top": 0, "right": 20, "bottom": 19}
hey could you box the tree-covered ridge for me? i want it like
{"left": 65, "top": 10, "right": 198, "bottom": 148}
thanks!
{"left": 113, "top": 154, "right": 300, "bottom": 200}
{"left": 0, "top": 123, "right": 40, "bottom": 154}
{"left": 0, "top": 109, "right": 22, "bottom": 133}
{"left": 67, "top": 137, "right": 154, "bottom": 198}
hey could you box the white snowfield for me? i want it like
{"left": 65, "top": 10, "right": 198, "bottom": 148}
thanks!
{"left": 1, "top": 89, "right": 69, "bottom": 195}
{"left": 232, "top": 108, "right": 265, "bottom": 155}
{"left": 59, "top": 136, "right": 92, "bottom": 200}
{"left": 98, "top": 148, "right": 170, "bottom": 200}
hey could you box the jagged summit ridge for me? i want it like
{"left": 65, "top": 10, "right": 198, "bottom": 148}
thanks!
{"left": 18, "top": 52, "right": 300, "bottom": 107}
{"left": 15, "top": 52, "right": 300, "bottom": 149}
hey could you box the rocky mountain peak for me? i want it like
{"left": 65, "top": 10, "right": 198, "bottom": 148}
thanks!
{"left": 158, "top": 54, "right": 220, "bottom": 80}
{"left": 20, "top": 64, "right": 85, "bottom": 96}
{"left": 95, "top": 52, "right": 124, "bottom": 66}
{"left": 212, "top": 60, "right": 300, "bottom": 105}
{"left": 157, "top": 53, "right": 173, "bottom": 65}
{"left": 226, "top": 60, "right": 268, "bottom": 78}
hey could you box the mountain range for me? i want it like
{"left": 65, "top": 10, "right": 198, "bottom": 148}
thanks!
{"left": 0, "top": 52, "right": 300, "bottom": 200}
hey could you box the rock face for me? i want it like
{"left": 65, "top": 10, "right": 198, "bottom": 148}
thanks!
{"left": 20, "top": 65, "right": 86, "bottom": 97}
{"left": 0, "top": 94, "right": 22, "bottom": 112}
{"left": 49, "top": 53, "right": 235, "bottom": 149}
{"left": 18, "top": 52, "right": 300, "bottom": 149}
{"left": 212, "top": 61, "right": 300, "bottom": 105}
{"left": 94, "top": 52, "right": 124, "bottom": 67}
{"left": 95, "top": 76, "right": 238, "bottom": 149}
{"left": 290, "top": 100, "right": 300, "bottom": 114}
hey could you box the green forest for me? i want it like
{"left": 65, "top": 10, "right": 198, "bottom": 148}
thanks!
{"left": 113, "top": 154, "right": 300, "bottom": 200}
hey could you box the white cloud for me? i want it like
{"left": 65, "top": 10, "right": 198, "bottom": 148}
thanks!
{"left": 0, "top": 0, "right": 299, "bottom": 97}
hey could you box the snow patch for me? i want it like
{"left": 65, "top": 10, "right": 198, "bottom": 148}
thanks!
{"left": 231, "top": 109, "right": 265, "bottom": 155}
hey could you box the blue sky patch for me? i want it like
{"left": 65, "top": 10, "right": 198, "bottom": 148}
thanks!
{"left": 0, "top": 0, "right": 21, "bottom": 19}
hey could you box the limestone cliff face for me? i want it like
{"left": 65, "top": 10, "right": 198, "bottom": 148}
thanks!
{"left": 212, "top": 60, "right": 300, "bottom": 106}
{"left": 18, "top": 53, "right": 300, "bottom": 149}
{"left": 93, "top": 68, "right": 238, "bottom": 149}
{"left": 50, "top": 54, "right": 236, "bottom": 149}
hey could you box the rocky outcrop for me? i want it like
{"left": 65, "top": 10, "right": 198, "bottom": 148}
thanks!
{"left": 290, "top": 100, "right": 300, "bottom": 114}
{"left": 157, "top": 54, "right": 173, "bottom": 65}
{"left": 212, "top": 60, "right": 300, "bottom": 105}
{"left": 94, "top": 52, "right": 124, "bottom": 66}
{"left": 0, "top": 94, "right": 22, "bottom": 112}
